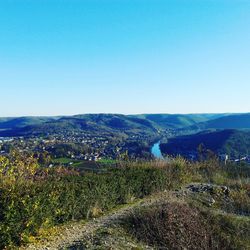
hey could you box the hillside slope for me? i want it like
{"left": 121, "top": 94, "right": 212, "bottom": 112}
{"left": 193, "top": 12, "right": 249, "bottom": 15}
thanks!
{"left": 0, "top": 117, "right": 58, "bottom": 130}
{"left": 160, "top": 129, "right": 250, "bottom": 158}
{"left": 133, "top": 114, "right": 227, "bottom": 129}
{"left": 0, "top": 114, "right": 159, "bottom": 137}
{"left": 0, "top": 113, "right": 248, "bottom": 138}
{"left": 23, "top": 187, "right": 250, "bottom": 250}
{"left": 191, "top": 113, "right": 250, "bottom": 130}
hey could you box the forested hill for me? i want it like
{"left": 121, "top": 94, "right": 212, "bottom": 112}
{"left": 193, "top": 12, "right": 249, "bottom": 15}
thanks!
{"left": 0, "top": 114, "right": 158, "bottom": 137}
{"left": 0, "top": 117, "right": 58, "bottom": 130}
{"left": 0, "top": 113, "right": 227, "bottom": 137}
{"left": 190, "top": 113, "right": 250, "bottom": 130}
{"left": 160, "top": 129, "right": 250, "bottom": 158}
{"left": 131, "top": 113, "right": 227, "bottom": 129}
{"left": 1, "top": 113, "right": 250, "bottom": 138}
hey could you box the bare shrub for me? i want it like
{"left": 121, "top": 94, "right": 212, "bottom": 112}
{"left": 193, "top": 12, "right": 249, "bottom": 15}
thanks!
{"left": 124, "top": 202, "right": 214, "bottom": 249}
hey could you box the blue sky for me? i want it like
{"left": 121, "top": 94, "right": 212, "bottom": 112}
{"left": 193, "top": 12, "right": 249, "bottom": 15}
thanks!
{"left": 0, "top": 0, "right": 249, "bottom": 116}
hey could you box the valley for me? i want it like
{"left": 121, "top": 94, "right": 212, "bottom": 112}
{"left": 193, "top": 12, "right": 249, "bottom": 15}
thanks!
{"left": 1, "top": 113, "right": 250, "bottom": 165}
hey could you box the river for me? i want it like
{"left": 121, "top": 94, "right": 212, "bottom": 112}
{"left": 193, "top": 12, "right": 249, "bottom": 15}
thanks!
{"left": 151, "top": 141, "right": 164, "bottom": 159}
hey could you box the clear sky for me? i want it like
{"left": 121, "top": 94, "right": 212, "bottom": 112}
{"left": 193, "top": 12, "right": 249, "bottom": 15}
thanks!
{"left": 0, "top": 0, "right": 250, "bottom": 116}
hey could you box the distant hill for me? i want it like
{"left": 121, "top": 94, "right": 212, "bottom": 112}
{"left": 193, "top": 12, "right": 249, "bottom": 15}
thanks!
{"left": 0, "top": 114, "right": 158, "bottom": 137}
{"left": 191, "top": 113, "right": 250, "bottom": 130}
{"left": 0, "top": 113, "right": 222, "bottom": 137}
{"left": 0, "top": 117, "right": 58, "bottom": 130}
{"left": 160, "top": 129, "right": 250, "bottom": 158}
{"left": 133, "top": 114, "right": 228, "bottom": 129}
{"left": 0, "top": 113, "right": 248, "bottom": 138}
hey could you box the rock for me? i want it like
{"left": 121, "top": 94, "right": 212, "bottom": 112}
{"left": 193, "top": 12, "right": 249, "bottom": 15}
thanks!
{"left": 207, "top": 197, "right": 216, "bottom": 207}
{"left": 221, "top": 186, "right": 230, "bottom": 196}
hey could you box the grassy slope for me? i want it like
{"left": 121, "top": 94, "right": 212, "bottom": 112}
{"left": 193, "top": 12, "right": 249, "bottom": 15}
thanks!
{"left": 25, "top": 181, "right": 250, "bottom": 249}
{"left": 67, "top": 161, "right": 250, "bottom": 250}
{"left": 12, "top": 159, "right": 250, "bottom": 250}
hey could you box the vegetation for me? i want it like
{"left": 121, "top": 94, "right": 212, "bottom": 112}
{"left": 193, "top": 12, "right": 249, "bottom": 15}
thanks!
{"left": 0, "top": 113, "right": 228, "bottom": 135}
{"left": 0, "top": 114, "right": 159, "bottom": 137}
{"left": 2, "top": 113, "right": 250, "bottom": 138}
{"left": 123, "top": 201, "right": 250, "bottom": 250}
{"left": 124, "top": 202, "right": 213, "bottom": 249}
{"left": 69, "top": 158, "right": 250, "bottom": 250}
{"left": 191, "top": 113, "right": 250, "bottom": 130}
{"left": 135, "top": 113, "right": 222, "bottom": 129}
{"left": 2, "top": 113, "right": 246, "bottom": 138}
{"left": 160, "top": 129, "right": 250, "bottom": 159}
{"left": 0, "top": 156, "right": 169, "bottom": 248}
{"left": 120, "top": 159, "right": 250, "bottom": 249}
{"left": 0, "top": 117, "right": 57, "bottom": 130}
{"left": 0, "top": 148, "right": 250, "bottom": 249}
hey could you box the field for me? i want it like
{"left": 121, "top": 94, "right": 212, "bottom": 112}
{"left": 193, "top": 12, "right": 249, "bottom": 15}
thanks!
{"left": 52, "top": 157, "right": 111, "bottom": 172}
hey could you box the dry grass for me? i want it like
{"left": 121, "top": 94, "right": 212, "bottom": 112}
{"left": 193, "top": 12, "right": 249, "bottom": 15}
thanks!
{"left": 124, "top": 202, "right": 214, "bottom": 249}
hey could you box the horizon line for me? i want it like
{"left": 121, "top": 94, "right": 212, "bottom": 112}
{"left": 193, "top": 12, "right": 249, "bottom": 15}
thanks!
{"left": 0, "top": 112, "right": 249, "bottom": 118}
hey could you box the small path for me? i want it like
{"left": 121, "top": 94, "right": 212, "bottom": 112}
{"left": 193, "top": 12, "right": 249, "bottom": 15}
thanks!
{"left": 24, "top": 193, "right": 169, "bottom": 250}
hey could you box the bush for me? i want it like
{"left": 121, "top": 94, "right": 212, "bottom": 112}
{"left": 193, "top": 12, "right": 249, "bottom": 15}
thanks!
{"left": 202, "top": 209, "right": 250, "bottom": 249}
{"left": 0, "top": 166, "right": 167, "bottom": 248}
{"left": 123, "top": 202, "right": 250, "bottom": 250}
{"left": 123, "top": 202, "right": 213, "bottom": 249}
